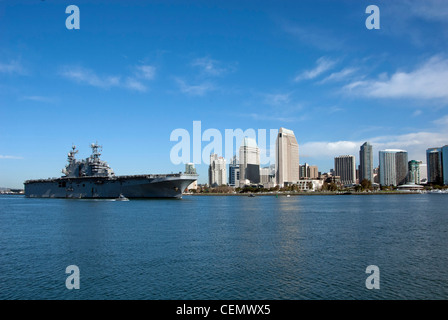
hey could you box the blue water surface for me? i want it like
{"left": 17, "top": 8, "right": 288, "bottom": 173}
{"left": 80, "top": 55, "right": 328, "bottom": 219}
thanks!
{"left": 0, "top": 194, "right": 447, "bottom": 300}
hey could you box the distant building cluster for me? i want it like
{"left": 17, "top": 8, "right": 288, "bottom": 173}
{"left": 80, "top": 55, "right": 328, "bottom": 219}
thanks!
{"left": 190, "top": 127, "right": 448, "bottom": 191}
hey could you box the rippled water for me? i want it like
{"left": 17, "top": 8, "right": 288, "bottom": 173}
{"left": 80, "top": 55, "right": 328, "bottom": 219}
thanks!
{"left": 0, "top": 194, "right": 447, "bottom": 300}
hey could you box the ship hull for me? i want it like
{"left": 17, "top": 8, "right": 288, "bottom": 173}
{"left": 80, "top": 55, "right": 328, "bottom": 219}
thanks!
{"left": 24, "top": 174, "right": 196, "bottom": 199}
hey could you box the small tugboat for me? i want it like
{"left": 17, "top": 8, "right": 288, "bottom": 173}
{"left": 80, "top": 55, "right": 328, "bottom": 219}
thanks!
{"left": 248, "top": 193, "right": 255, "bottom": 197}
{"left": 115, "top": 193, "right": 129, "bottom": 201}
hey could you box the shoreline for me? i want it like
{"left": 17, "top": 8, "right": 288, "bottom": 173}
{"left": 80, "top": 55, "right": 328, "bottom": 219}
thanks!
{"left": 184, "top": 191, "right": 432, "bottom": 196}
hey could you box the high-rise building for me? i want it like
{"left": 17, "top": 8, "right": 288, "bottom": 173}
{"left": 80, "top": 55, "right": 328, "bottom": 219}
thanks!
{"left": 426, "top": 145, "right": 448, "bottom": 185}
{"left": 275, "top": 127, "right": 299, "bottom": 187}
{"left": 373, "top": 166, "right": 380, "bottom": 184}
{"left": 185, "top": 163, "right": 198, "bottom": 190}
{"left": 334, "top": 155, "right": 356, "bottom": 185}
{"left": 419, "top": 163, "right": 428, "bottom": 184}
{"left": 408, "top": 160, "right": 422, "bottom": 184}
{"left": 359, "top": 142, "right": 373, "bottom": 183}
{"left": 209, "top": 153, "right": 227, "bottom": 187}
{"left": 379, "top": 149, "right": 408, "bottom": 186}
{"left": 239, "top": 137, "right": 260, "bottom": 185}
{"left": 443, "top": 145, "right": 448, "bottom": 185}
{"left": 426, "top": 148, "right": 443, "bottom": 185}
{"left": 260, "top": 167, "right": 272, "bottom": 184}
{"left": 185, "top": 163, "right": 197, "bottom": 174}
{"left": 299, "top": 163, "right": 318, "bottom": 179}
{"left": 228, "top": 156, "right": 240, "bottom": 187}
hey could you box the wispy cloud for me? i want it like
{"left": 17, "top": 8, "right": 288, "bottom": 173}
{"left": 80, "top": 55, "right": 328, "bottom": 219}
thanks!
{"left": 263, "top": 93, "right": 291, "bottom": 106}
{"left": 61, "top": 66, "right": 147, "bottom": 92}
{"left": 295, "top": 57, "right": 337, "bottom": 81}
{"left": 191, "top": 57, "right": 233, "bottom": 76}
{"left": 21, "top": 96, "right": 56, "bottom": 103}
{"left": 0, "top": 60, "right": 25, "bottom": 75}
{"left": 61, "top": 66, "right": 120, "bottom": 89}
{"left": 319, "top": 68, "right": 357, "bottom": 84}
{"left": 175, "top": 78, "right": 214, "bottom": 96}
{"left": 124, "top": 77, "right": 147, "bottom": 92}
{"left": 344, "top": 56, "right": 448, "bottom": 102}
{"left": 433, "top": 114, "right": 448, "bottom": 126}
{"left": 398, "top": 0, "right": 448, "bottom": 22}
{"left": 135, "top": 65, "right": 156, "bottom": 80}
{"left": 246, "top": 112, "right": 307, "bottom": 123}
{"left": 283, "top": 23, "right": 345, "bottom": 51}
{"left": 412, "top": 110, "right": 422, "bottom": 117}
{"left": 0, "top": 155, "right": 23, "bottom": 159}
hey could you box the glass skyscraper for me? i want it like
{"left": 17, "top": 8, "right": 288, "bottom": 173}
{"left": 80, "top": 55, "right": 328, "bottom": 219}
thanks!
{"left": 426, "top": 148, "right": 443, "bottom": 185}
{"left": 408, "top": 160, "right": 422, "bottom": 184}
{"left": 359, "top": 142, "right": 373, "bottom": 183}
{"left": 443, "top": 145, "right": 448, "bottom": 185}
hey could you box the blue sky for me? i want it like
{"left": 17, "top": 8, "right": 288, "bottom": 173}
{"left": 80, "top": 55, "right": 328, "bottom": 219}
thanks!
{"left": 1, "top": 0, "right": 448, "bottom": 187}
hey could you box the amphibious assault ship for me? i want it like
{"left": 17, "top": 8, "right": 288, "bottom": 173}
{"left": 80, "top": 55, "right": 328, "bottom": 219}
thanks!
{"left": 24, "top": 143, "right": 197, "bottom": 199}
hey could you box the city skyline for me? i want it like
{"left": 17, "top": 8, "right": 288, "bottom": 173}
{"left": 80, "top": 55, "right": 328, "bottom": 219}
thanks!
{"left": 1, "top": 1, "right": 448, "bottom": 188}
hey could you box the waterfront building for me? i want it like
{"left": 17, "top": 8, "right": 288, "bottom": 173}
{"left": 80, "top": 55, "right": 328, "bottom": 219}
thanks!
{"left": 419, "top": 163, "right": 428, "bottom": 184}
{"left": 185, "top": 163, "right": 198, "bottom": 190}
{"left": 408, "top": 160, "right": 422, "bottom": 184}
{"left": 228, "top": 156, "right": 240, "bottom": 187}
{"left": 275, "top": 127, "right": 299, "bottom": 187}
{"left": 426, "top": 148, "right": 443, "bottom": 185}
{"left": 443, "top": 145, "right": 448, "bottom": 185}
{"left": 260, "top": 167, "right": 275, "bottom": 187}
{"left": 209, "top": 153, "right": 227, "bottom": 187}
{"left": 239, "top": 137, "right": 260, "bottom": 186}
{"left": 299, "top": 163, "right": 318, "bottom": 179}
{"left": 379, "top": 149, "right": 408, "bottom": 186}
{"left": 426, "top": 145, "right": 448, "bottom": 185}
{"left": 334, "top": 155, "right": 356, "bottom": 185}
{"left": 373, "top": 167, "right": 380, "bottom": 184}
{"left": 185, "top": 163, "right": 196, "bottom": 174}
{"left": 359, "top": 142, "right": 373, "bottom": 183}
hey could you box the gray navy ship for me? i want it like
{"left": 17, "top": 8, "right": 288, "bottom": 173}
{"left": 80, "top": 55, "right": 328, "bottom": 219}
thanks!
{"left": 24, "top": 143, "right": 197, "bottom": 199}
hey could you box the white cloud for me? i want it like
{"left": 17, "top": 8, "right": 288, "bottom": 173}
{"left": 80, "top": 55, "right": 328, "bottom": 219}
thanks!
{"left": 412, "top": 110, "right": 422, "bottom": 117}
{"left": 319, "top": 68, "right": 357, "bottom": 84}
{"left": 135, "top": 65, "right": 156, "bottom": 80}
{"left": 61, "top": 67, "right": 120, "bottom": 89}
{"left": 405, "top": 0, "right": 448, "bottom": 22}
{"left": 433, "top": 114, "right": 448, "bottom": 126}
{"left": 21, "top": 96, "right": 56, "bottom": 103}
{"left": 247, "top": 112, "right": 306, "bottom": 123}
{"left": 295, "top": 57, "right": 337, "bottom": 81}
{"left": 301, "top": 140, "right": 361, "bottom": 159}
{"left": 61, "top": 66, "right": 147, "bottom": 92}
{"left": 0, "top": 60, "right": 25, "bottom": 74}
{"left": 301, "top": 128, "right": 448, "bottom": 166}
{"left": 344, "top": 56, "right": 448, "bottom": 101}
{"left": 175, "top": 78, "right": 214, "bottom": 96}
{"left": 0, "top": 155, "right": 23, "bottom": 159}
{"left": 191, "top": 57, "right": 231, "bottom": 76}
{"left": 124, "top": 77, "right": 147, "bottom": 92}
{"left": 282, "top": 23, "right": 345, "bottom": 51}
{"left": 263, "top": 93, "right": 291, "bottom": 106}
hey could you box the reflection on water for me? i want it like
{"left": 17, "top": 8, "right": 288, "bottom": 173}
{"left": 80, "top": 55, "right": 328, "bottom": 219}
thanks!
{"left": 0, "top": 194, "right": 447, "bottom": 299}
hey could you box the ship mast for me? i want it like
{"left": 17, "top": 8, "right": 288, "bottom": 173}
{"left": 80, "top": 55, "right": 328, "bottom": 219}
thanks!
{"left": 90, "top": 142, "right": 102, "bottom": 163}
{"left": 67, "top": 145, "right": 78, "bottom": 163}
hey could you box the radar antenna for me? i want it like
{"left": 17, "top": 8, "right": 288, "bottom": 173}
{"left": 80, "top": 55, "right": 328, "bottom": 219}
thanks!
{"left": 90, "top": 142, "right": 102, "bottom": 162}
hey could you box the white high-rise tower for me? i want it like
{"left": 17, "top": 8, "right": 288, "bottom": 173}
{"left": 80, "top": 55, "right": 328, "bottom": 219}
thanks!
{"left": 275, "top": 127, "right": 299, "bottom": 187}
{"left": 239, "top": 137, "right": 260, "bottom": 186}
